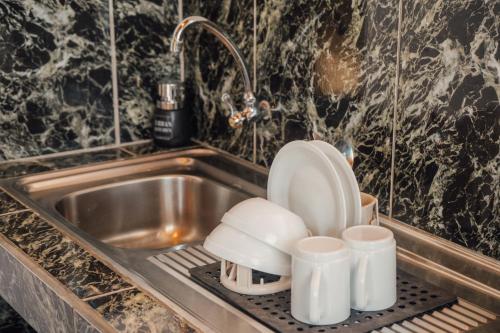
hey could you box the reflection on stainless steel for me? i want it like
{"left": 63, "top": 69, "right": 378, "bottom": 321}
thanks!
{"left": 442, "top": 308, "right": 478, "bottom": 327}
{"left": 56, "top": 175, "right": 248, "bottom": 249}
{"left": 422, "top": 314, "right": 459, "bottom": 333}
{"left": 334, "top": 139, "right": 355, "bottom": 168}
{"left": 381, "top": 216, "right": 500, "bottom": 312}
{"left": 411, "top": 317, "right": 446, "bottom": 333}
{"left": 170, "top": 16, "right": 252, "bottom": 98}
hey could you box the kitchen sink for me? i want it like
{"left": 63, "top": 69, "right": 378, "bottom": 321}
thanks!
{"left": 2, "top": 148, "right": 272, "bottom": 332}
{"left": 2, "top": 147, "right": 497, "bottom": 333}
{"left": 12, "top": 149, "right": 265, "bottom": 253}
{"left": 55, "top": 175, "right": 248, "bottom": 250}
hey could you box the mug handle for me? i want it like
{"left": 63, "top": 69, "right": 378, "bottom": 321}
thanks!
{"left": 309, "top": 266, "right": 322, "bottom": 324}
{"left": 355, "top": 254, "right": 369, "bottom": 309}
{"left": 373, "top": 199, "right": 379, "bottom": 225}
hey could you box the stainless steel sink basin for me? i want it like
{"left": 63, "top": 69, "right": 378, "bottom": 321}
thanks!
{"left": 55, "top": 175, "right": 248, "bottom": 250}
{"left": 1, "top": 148, "right": 272, "bottom": 332}
{"left": 13, "top": 149, "right": 266, "bottom": 253}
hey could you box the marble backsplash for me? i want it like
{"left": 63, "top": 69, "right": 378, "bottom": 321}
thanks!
{"left": 393, "top": 0, "right": 499, "bottom": 259}
{"left": 0, "top": 0, "right": 498, "bottom": 259}
{"left": 183, "top": 0, "right": 397, "bottom": 213}
{"left": 182, "top": 0, "right": 499, "bottom": 259}
{"left": 254, "top": 0, "right": 397, "bottom": 209}
{"left": 115, "top": 0, "right": 180, "bottom": 142}
{"left": 0, "top": 0, "right": 115, "bottom": 160}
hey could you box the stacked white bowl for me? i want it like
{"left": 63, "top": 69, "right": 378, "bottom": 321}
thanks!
{"left": 203, "top": 197, "right": 309, "bottom": 295}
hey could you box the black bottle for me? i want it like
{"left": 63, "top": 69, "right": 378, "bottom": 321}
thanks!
{"left": 153, "top": 82, "right": 190, "bottom": 147}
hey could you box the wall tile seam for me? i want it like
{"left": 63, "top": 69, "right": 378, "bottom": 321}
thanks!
{"left": 179, "top": 0, "right": 185, "bottom": 82}
{"left": 389, "top": 0, "right": 404, "bottom": 219}
{"left": 252, "top": 0, "right": 258, "bottom": 164}
{"left": 108, "top": 0, "right": 121, "bottom": 145}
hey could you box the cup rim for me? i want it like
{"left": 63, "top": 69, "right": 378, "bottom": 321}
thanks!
{"left": 293, "top": 236, "right": 349, "bottom": 262}
{"left": 360, "top": 192, "right": 377, "bottom": 207}
{"left": 341, "top": 225, "right": 394, "bottom": 250}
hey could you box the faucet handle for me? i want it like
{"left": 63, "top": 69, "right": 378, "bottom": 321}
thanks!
{"left": 222, "top": 93, "right": 270, "bottom": 129}
{"left": 222, "top": 94, "right": 246, "bottom": 129}
{"left": 222, "top": 93, "right": 236, "bottom": 116}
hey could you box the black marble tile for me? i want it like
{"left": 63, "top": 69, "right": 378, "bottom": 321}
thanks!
{"left": 87, "top": 288, "right": 196, "bottom": 333}
{"left": 255, "top": 0, "right": 398, "bottom": 210}
{"left": 115, "top": 0, "right": 180, "bottom": 142}
{"left": 0, "top": 148, "right": 132, "bottom": 179}
{"left": 0, "top": 297, "right": 35, "bottom": 333}
{"left": 0, "top": 192, "right": 26, "bottom": 215}
{"left": 0, "top": 212, "right": 132, "bottom": 299}
{"left": 0, "top": 0, "right": 115, "bottom": 160}
{"left": 183, "top": 0, "right": 256, "bottom": 162}
{"left": 393, "top": 0, "right": 500, "bottom": 259}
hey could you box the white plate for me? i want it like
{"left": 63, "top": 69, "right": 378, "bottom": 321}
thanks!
{"left": 268, "top": 141, "right": 347, "bottom": 237}
{"left": 310, "top": 140, "right": 362, "bottom": 227}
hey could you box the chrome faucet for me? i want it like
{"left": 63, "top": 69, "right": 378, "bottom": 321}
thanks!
{"left": 171, "top": 16, "right": 265, "bottom": 129}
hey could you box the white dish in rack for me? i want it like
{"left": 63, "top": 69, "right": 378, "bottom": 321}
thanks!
{"left": 221, "top": 197, "right": 308, "bottom": 254}
{"left": 267, "top": 141, "right": 347, "bottom": 237}
{"left": 309, "top": 140, "right": 362, "bottom": 227}
{"left": 203, "top": 223, "right": 291, "bottom": 276}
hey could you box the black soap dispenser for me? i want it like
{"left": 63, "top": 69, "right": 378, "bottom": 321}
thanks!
{"left": 153, "top": 82, "right": 190, "bottom": 147}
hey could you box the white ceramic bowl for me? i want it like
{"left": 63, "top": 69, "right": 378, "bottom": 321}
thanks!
{"left": 222, "top": 197, "right": 309, "bottom": 254}
{"left": 203, "top": 223, "right": 291, "bottom": 276}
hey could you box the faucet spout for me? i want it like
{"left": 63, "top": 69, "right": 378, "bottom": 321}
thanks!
{"left": 171, "top": 16, "right": 253, "bottom": 99}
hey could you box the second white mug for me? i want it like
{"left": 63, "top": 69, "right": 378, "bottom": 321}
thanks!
{"left": 360, "top": 192, "right": 379, "bottom": 225}
{"left": 291, "top": 237, "right": 350, "bottom": 325}
{"left": 342, "top": 225, "right": 396, "bottom": 311}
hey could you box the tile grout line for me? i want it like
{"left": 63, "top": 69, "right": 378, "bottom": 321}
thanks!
{"left": 389, "top": 0, "right": 404, "bottom": 219}
{"left": 178, "top": 0, "right": 185, "bottom": 82}
{"left": 0, "top": 209, "right": 31, "bottom": 218}
{"left": 108, "top": 0, "right": 121, "bottom": 145}
{"left": 119, "top": 147, "right": 137, "bottom": 157}
{"left": 81, "top": 286, "right": 136, "bottom": 303}
{"left": 0, "top": 140, "right": 151, "bottom": 165}
{"left": 252, "top": 0, "right": 258, "bottom": 164}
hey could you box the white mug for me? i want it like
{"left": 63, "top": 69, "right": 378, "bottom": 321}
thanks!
{"left": 342, "top": 225, "right": 396, "bottom": 311}
{"left": 291, "top": 237, "right": 350, "bottom": 325}
{"left": 360, "top": 192, "right": 379, "bottom": 225}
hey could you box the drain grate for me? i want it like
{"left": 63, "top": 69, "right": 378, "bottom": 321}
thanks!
{"left": 190, "top": 262, "right": 458, "bottom": 333}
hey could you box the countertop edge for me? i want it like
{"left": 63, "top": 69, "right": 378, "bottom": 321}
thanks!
{"left": 0, "top": 232, "right": 116, "bottom": 333}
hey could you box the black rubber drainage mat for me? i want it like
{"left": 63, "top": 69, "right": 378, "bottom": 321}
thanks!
{"left": 190, "top": 262, "right": 457, "bottom": 333}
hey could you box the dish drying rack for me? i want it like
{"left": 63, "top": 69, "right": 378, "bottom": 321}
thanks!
{"left": 220, "top": 259, "right": 291, "bottom": 295}
{"left": 149, "top": 245, "right": 497, "bottom": 333}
